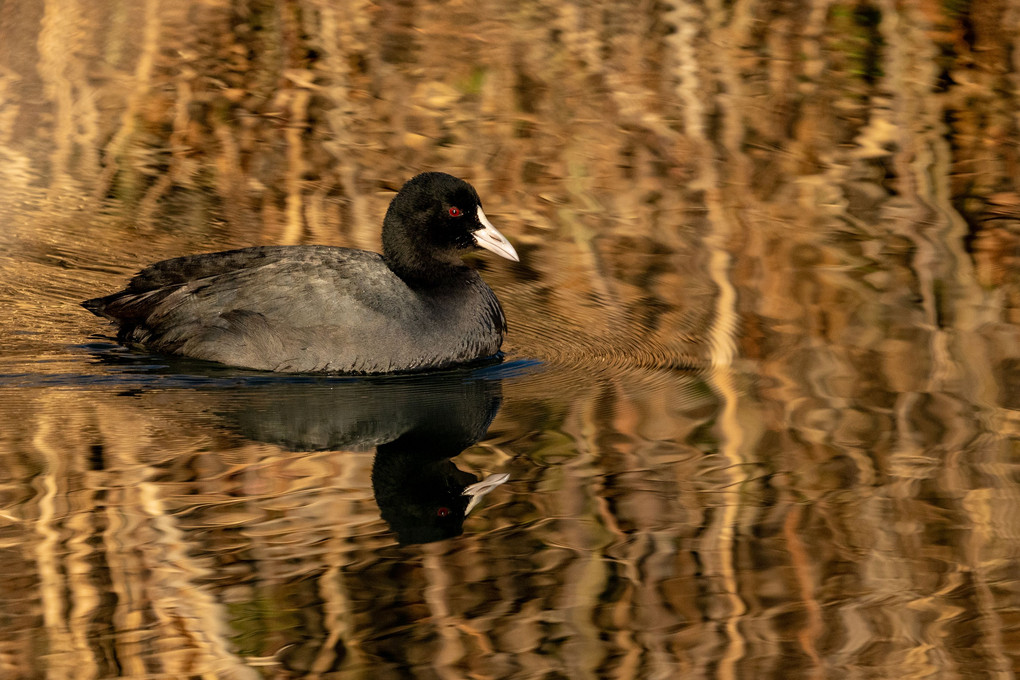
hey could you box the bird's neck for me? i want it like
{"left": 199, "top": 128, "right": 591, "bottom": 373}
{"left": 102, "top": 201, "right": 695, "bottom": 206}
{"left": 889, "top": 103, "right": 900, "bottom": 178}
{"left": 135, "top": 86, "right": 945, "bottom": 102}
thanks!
{"left": 383, "top": 248, "right": 468, "bottom": 286}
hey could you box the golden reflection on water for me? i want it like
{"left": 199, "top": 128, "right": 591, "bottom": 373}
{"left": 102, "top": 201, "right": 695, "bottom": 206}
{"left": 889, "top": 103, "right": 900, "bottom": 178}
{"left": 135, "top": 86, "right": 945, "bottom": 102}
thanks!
{"left": 1, "top": 0, "right": 1019, "bottom": 678}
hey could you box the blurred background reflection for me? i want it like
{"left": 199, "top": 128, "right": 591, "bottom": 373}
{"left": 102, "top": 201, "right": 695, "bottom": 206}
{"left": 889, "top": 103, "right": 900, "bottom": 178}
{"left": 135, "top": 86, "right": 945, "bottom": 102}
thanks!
{"left": 0, "top": 1, "right": 1018, "bottom": 677}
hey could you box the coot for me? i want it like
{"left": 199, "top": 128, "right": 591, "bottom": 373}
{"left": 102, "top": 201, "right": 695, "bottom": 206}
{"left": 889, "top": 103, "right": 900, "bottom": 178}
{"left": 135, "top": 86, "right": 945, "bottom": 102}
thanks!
{"left": 82, "top": 172, "right": 519, "bottom": 373}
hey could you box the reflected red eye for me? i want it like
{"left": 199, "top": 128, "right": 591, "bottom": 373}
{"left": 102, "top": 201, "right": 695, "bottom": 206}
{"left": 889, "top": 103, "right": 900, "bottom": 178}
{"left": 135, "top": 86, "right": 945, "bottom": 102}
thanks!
{"left": 436, "top": 507, "right": 451, "bottom": 517}
{"left": 448, "top": 207, "right": 462, "bottom": 217}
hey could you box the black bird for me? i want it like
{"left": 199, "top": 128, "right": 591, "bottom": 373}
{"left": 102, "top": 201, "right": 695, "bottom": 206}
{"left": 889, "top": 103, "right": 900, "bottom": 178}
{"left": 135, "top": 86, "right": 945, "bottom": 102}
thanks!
{"left": 82, "top": 172, "right": 519, "bottom": 373}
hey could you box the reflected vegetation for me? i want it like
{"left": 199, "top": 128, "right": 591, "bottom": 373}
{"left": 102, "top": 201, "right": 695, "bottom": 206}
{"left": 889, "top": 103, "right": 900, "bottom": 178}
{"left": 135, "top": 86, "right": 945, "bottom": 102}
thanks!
{"left": 1, "top": 0, "right": 1019, "bottom": 678}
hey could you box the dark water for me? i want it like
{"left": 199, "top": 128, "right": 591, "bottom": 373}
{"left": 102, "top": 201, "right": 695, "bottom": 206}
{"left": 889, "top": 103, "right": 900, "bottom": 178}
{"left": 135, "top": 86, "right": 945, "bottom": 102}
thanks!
{"left": 2, "top": 2, "right": 1020, "bottom": 678}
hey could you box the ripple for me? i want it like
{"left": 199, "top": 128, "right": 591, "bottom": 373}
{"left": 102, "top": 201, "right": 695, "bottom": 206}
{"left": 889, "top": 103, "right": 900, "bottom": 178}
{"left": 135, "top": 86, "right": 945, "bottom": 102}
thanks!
{"left": 505, "top": 298, "right": 707, "bottom": 376}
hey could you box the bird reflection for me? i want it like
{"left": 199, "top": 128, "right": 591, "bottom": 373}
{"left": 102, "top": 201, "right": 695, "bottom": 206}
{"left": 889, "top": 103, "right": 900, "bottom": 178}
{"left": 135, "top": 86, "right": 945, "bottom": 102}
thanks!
{"left": 215, "top": 365, "right": 509, "bottom": 545}
{"left": 84, "top": 342, "right": 516, "bottom": 544}
{"left": 373, "top": 430, "right": 508, "bottom": 545}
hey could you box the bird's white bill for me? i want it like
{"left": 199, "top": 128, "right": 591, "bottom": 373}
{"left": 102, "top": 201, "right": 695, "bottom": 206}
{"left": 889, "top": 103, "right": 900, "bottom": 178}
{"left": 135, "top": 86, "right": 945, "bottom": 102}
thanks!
{"left": 472, "top": 207, "right": 519, "bottom": 262}
{"left": 463, "top": 472, "right": 510, "bottom": 515}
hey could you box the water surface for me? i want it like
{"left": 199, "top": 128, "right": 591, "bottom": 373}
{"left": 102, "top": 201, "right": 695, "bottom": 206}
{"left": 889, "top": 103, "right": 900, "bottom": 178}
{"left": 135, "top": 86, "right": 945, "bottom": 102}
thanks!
{"left": 1, "top": 2, "right": 1019, "bottom": 678}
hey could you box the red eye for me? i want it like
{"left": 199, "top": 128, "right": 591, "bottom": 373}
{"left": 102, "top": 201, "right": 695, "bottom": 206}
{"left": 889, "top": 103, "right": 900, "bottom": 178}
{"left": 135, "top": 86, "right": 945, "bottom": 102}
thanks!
{"left": 448, "top": 207, "right": 462, "bottom": 217}
{"left": 436, "top": 507, "right": 451, "bottom": 517}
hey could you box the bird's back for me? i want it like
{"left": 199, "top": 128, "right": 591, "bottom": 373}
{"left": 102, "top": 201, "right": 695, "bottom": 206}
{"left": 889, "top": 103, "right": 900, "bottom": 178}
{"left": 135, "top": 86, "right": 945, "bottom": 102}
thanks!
{"left": 83, "top": 245, "right": 506, "bottom": 373}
